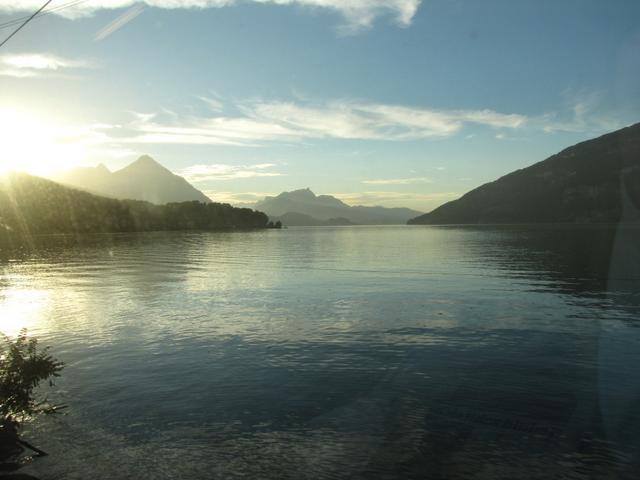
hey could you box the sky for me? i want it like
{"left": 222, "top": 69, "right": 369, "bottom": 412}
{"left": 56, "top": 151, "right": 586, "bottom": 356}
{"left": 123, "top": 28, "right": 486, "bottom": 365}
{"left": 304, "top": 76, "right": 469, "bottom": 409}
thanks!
{"left": 0, "top": 0, "right": 638, "bottom": 211}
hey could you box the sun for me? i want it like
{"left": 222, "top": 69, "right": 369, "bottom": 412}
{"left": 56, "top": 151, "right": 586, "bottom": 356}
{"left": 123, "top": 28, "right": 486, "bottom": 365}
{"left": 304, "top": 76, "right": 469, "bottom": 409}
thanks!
{"left": 0, "top": 108, "right": 88, "bottom": 177}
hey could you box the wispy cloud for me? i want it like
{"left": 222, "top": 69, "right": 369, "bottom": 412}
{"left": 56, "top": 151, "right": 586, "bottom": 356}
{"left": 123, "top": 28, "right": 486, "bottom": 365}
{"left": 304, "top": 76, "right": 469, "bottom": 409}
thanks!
{"left": 0, "top": 1, "right": 422, "bottom": 32}
{"left": 0, "top": 53, "right": 95, "bottom": 78}
{"left": 536, "top": 92, "right": 625, "bottom": 134}
{"left": 128, "top": 113, "right": 296, "bottom": 146}
{"left": 120, "top": 99, "right": 528, "bottom": 146}
{"left": 362, "top": 177, "right": 432, "bottom": 185}
{"left": 329, "top": 191, "right": 460, "bottom": 208}
{"left": 248, "top": 101, "right": 527, "bottom": 139}
{"left": 179, "top": 163, "right": 284, "bottom": 182}
{"left": 95, "top": 4, "right": 145, "bottom": 41}
{"left": 5, "top": 93, "right": 615, "bottom": 162}
{"left": 201, "top": 190, "right": 276, "bottom": 206}
{"left": 198, "top": 94, "right": 225, "bottom": 113}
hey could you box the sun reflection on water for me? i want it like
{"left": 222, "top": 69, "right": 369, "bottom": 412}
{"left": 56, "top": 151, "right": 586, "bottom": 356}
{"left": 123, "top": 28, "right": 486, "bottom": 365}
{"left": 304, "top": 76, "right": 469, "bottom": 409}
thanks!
{"left": 0, "top": 288, "right": 49, "bottom": 337}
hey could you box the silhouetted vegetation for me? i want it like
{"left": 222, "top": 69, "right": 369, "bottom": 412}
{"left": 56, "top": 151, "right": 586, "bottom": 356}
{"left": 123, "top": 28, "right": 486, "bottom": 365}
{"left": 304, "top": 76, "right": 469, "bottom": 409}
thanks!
{"left": 409, "top": 122, "right": 640, "bottom": 225}
{"left": 0, "top": 173, "right": 271, "bottom": 240}
{"left": 1, "top": 330, "right": 63, "bottom": 471}
{"left": 268, "top": 211, "right": 357, "bottom": 226}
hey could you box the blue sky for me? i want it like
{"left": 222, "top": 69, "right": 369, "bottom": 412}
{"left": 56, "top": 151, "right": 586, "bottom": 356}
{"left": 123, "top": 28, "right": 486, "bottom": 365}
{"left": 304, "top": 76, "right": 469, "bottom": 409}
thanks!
{"left": 0, "top": 0, "right": 638, "bottom": 210}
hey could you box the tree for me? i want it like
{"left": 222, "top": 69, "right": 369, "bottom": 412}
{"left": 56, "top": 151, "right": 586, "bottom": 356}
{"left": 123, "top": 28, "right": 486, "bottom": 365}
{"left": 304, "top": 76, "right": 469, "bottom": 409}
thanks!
{"left": 0, "top": 329, "right": 64, "bottom": 467}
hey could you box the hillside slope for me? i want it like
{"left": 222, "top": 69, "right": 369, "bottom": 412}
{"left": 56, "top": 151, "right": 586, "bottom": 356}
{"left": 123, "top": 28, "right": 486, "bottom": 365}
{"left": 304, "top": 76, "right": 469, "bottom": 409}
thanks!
{"left": 409, "top": 123, "right": 640, "bottom": 225}
{"left": 0, "top": 173, "right": 268, "bottom": 238}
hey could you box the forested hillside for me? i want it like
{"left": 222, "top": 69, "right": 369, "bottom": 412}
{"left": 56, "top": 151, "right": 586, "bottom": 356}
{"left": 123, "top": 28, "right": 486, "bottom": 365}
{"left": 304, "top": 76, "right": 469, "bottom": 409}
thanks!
{"left": 0, "top": 173, "right": 269, "bottom": 239}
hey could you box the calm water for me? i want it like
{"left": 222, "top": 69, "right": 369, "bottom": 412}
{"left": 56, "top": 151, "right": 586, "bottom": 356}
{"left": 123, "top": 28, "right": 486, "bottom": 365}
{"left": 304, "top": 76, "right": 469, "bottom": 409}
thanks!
{"left": 2, "top": 225, "right": 640, "bottom": 479}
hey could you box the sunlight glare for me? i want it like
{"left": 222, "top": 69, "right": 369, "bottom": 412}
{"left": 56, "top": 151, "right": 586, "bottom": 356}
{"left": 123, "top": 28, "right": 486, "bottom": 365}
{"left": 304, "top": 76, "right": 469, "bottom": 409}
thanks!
{"left": 0, "top": 108, "right": 88, "bottom": 177}
{"left": 0, "top": 288, "right": 50, "bottom": 337}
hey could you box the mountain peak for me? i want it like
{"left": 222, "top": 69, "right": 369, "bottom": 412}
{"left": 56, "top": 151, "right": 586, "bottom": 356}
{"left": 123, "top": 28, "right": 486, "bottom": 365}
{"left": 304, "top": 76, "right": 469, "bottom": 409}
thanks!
{"left": 137, "top": 154, "right": 156, "bottom": 163}
{"left": 124, "top": 155, "right": 168, "bottom": 173}
{"left": 278, "top": 188, "right": 316, "bottom": 200}
{"left": 255, "top": 188, "right": 421, "bottom": 224}
{"left": 95, "top": 163, "right": 111, "bottom": 174}
{"left": 52, "top": 155, "right": 211, "bottom": 205}
{"left": 114, "top": 155, "right": 173, "bottom": 176}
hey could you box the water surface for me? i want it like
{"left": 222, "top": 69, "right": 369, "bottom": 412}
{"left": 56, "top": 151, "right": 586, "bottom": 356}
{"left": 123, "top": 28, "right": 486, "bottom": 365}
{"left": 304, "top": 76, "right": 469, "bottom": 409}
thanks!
{"left": 1, "top": 225, "right": 640, "bottom": 479}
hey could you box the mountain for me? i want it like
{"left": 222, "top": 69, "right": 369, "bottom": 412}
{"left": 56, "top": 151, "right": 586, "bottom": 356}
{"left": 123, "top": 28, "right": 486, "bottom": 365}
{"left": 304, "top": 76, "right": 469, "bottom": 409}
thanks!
{"left": 52, "top": 155, "right": 211, "bottom": 204}
{"left": 409, "top": 123, "right": 640, "bottom": 225}
{"left": 0, "top": 173, "right": 270, "bottom": 239}
{"left": 255, "top": 188, "right": 422, "bottom": 225}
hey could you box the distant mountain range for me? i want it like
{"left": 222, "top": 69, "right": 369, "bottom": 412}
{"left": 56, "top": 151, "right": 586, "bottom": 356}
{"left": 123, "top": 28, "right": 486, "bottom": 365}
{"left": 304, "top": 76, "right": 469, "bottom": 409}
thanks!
{"left": 52, "top": 155, "right": 211, "bottom": 205}
{"left": 409, "top": 123, "right": 640, "bottom": 225}
{"left": 255, "top": 188, "right": 422, "bottom": 225}
{"left": 0, "top": 173, "right": 270, "bottom": 238}
{"left": 50, "top": 158, "right": 421, "bottom": 225}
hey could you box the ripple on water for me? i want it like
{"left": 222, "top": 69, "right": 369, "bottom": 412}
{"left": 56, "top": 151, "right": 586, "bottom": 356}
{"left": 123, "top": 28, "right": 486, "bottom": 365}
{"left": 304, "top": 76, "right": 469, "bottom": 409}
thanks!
{"left": 1, "top": 226, "right": 639, "bottom": 479}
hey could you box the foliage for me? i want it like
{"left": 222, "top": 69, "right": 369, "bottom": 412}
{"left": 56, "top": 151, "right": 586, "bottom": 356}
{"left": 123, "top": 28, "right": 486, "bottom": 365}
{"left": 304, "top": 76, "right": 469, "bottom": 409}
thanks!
{"left": 0, "top": 330, "right": 64, "bottom": 424}
{"left": 0, "top": 173, "right": 271, "bottom": 238}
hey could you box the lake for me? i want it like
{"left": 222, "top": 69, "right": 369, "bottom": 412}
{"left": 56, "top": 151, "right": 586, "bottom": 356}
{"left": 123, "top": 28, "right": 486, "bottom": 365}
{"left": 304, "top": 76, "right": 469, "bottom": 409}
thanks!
{"left": 2, "top": 225, "right": 640, "bottom": 479}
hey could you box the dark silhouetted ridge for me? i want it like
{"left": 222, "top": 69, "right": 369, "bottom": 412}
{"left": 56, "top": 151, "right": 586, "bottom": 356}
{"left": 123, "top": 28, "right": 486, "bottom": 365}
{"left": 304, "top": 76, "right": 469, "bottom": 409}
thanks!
{"left": 408, "top": 123, "right": 640, "bottom": 225}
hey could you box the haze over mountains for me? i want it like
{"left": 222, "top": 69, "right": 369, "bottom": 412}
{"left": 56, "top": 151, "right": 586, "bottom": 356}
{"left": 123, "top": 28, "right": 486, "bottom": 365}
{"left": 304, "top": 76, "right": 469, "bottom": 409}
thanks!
{"left": 254, "top": 188, "right": 423, "bottom": 225}
{"left": 409, "top": 122, "right": 640, "bottom": 225}
{"left": 45, "top": 121, "right": 640, "bottom": 229}
{"left": 53, "top": 155, "right": 211, "bottom": 205}
{"left": 51, "top": 156, "right": 422, "bottom": 224}
{"left": 2, "top": 121, "right": 637, "bottom": 238}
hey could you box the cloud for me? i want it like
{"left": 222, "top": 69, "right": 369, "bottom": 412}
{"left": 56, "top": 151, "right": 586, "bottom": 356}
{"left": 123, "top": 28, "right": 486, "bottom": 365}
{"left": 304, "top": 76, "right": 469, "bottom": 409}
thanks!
{"left": 536, "top": 91, "right": 626, "bottom": 134}
{"left": 328, "top": 190, "right": 460, "bottom": 209}
{"left": 11, "top": 91, "right": 615, "bottom": 154}
{"left": 249, "top": 101, "right": 527, "bottom": 140}
{"left": 258, "top": 0, "right": 422, "bottom": 32}
{"left": 198, "top": 94, "right": 225, "bottom": 113}
{"left": 13, "top": 92, "right": 612, "bottom": 158}
{"left": 0, "top": 53, "right": 95, "bottom": 78}
{"left": 95, "top": 4, "right": 145, "bottom": 41}
{"left": 0, "top": 1, "right": 422, "bottom": 31}
{"left": 128, "top": 114, "right": 297, "bottom": 145}
{"left": 179, "top": 163, "right": 284, "bottom": 182}
{"left": 362, "top": 177, "right": 431, "bottom": 185}
{"left": 201, "top": 190, "right": 275, "bottom": 206}
{"left": 120, "top": 99, "right": 528, "bottom": 146}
